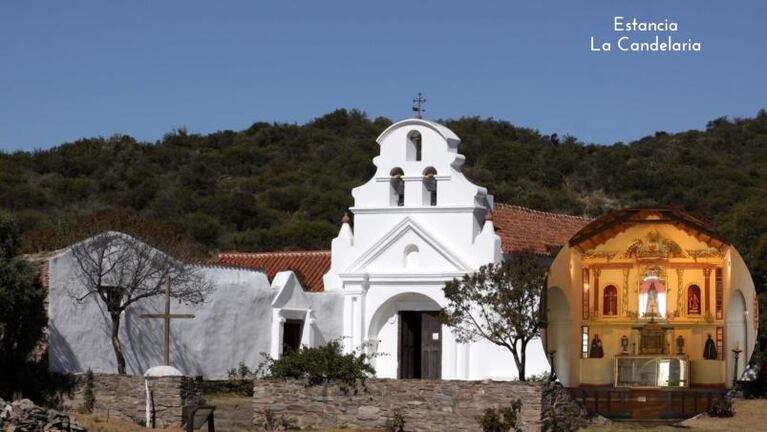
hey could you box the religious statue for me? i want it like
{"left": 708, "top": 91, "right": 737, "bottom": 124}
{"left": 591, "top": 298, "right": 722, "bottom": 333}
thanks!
{"left": 589, "top": 334, "right": 604, "bottom": 358}
{"left": 644, "top": 282, "right": 660, "bottom": 318}
{"left": 703, "top": 334, "right": 717, "bottom": 360}
{"left": 688, "top": 290, "right": 700, "bottom": 314}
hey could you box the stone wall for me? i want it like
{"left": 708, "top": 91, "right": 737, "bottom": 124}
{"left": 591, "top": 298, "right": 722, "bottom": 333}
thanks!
{"left": 61, "top": 373, "right": 202, "bottom": 428}
{"left": 253, "top": 379, "right": 542, "bottom": 431}
{"left": 62, "top": 374, "right": 145, "bottom": 424}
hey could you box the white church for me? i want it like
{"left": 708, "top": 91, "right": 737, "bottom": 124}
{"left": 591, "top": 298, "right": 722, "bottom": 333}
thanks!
{"left": 46, "top": 117, "right": 589, "bottom": 380}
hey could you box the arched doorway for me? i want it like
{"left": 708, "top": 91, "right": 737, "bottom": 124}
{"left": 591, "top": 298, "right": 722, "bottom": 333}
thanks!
{"left": 367, "top": 292, "right": 442, "bottom": 379}
{"left": 726, "top": 290, "right": 747, "bottom": 385}
{"left": 547, "top": 286, "right": 571, "bottom": 386}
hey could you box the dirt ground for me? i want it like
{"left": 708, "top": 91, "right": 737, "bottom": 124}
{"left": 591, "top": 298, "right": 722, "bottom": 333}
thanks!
{"left": 583, "top": 398, "right": 767, "bottom": 431}
{"left": 73, "top": 413, "right": 183, "bottom": 432}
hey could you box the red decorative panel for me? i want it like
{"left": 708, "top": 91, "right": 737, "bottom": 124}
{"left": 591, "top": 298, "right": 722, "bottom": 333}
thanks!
{"left": 716, "top": 327, "right": 724, "bottom": 361}
{"left": 603, "top": 285, "right": 618, "bottom": 316}
{"left": 582, "top": 269, "right": 590, "bottom": 320}
{"left": 582, "top": 326, "right": 589, "bottom": 359}
{"left": 716, "top": 268, "right": 723, "bottom": 320}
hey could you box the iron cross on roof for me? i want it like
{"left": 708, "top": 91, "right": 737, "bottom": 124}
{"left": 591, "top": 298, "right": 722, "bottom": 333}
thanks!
{"left": 412, "top": 92, "right": 426, "bottom": 119}
{"left": 140, "top": 277, "right": 195, "bottom": 366}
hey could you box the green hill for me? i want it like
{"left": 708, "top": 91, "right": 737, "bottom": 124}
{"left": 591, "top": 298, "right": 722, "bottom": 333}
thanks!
{"left": 2, "top": 108, "right": 767, "bottom": 287}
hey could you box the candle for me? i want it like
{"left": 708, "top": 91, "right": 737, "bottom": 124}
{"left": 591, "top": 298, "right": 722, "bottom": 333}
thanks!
{"left": 736, "top": 341, "right": 740, "bottom": 350}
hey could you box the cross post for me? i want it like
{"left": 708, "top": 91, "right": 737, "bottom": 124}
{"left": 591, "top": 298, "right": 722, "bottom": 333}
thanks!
{"left": 412, "top": 92, "right": 426, "bottom": 119}
{"left": 140, "top": 277, "right": 195, "bottom": 366}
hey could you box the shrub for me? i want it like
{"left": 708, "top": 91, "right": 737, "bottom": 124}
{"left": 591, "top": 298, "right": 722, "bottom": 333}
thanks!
{"left": 385, "top": 409, "right": 406, "bottom": 432}
{"left": 540, "top": 382, "right": 589, "bottom": 432}
{"left": 476, "top": 399, "right": 523, "bottom": 432}
{"left": 526, "top": 371, "right": 551, "bottom": 382}
{"left": 260, "top": 408, "right": 298, "bottom": 431}
{"left": 265, "top": 339, "right": 376, "bottom": 394}
{"left": 541, "top": 406, "right": 585, "bottom": 432}
{"left": 80, "top": 369, "right": 95, "bottom": 414}
{"left": 227, "top": 361, "right": 253, "bottom": 380}
{"left": 227, "top": 359, "right": 272, "bottom": 381}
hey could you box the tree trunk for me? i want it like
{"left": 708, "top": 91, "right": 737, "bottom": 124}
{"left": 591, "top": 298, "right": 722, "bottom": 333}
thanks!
{"left": 519, "top": 341, "right": 527, "bottom": 381}
{"left": 110, "top": 313, "right": 126, "bottom": 375}
{"left": 509, "top": 345, "right": 525, "bottom": 381}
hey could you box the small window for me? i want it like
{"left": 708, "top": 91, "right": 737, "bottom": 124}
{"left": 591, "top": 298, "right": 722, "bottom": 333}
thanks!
{"left": 422, "top": 167, "right": 437, "bottom": 206}
{"left": 390, "top": 167, "right": 404, "bottom": 206}
{"left": 406, "top": 130, "right": 422, "bottom": 161}
{"left": 582, "top": 326, "right": 589, "bottom": 359}
{"left": 603, "top": 285, "right": 618, "bottom": 316}
{"left": 687, "top": 284, "right": 701, "bottom": 315}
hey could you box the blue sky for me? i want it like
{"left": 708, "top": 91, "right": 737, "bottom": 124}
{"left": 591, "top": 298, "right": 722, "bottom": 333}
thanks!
{"left": 1, "top": 1, "right": 765, "bottom": 150}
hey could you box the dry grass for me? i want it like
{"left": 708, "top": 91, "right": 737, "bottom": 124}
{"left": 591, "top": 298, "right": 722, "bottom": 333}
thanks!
{"left": 71, "top": 413, "right": 183, "bottom": 432}
{"left": 583, "top": 399, "right": 767, "bottom": 432}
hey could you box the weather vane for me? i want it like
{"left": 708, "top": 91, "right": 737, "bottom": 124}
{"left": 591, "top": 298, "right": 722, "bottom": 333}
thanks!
{"left": 412, "top": 92, "right": 426, "bottom": 119}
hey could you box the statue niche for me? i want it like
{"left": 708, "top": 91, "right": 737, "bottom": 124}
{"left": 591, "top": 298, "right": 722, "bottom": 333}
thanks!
{"left": 639, "top": 276, "right": 667, "bottom": 319}
{"left": 688, "top": 284, "right": 702, "bottom": 315}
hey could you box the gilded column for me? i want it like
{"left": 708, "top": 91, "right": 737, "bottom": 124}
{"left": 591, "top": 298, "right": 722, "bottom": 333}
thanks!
{"left": 593, "top": 269, "right": 601, "bottom": 318}
{"left": 582, "top": 268, "right": 590, "bottom": 321}
{"left": 703, "top": 268, "right": 711, "bottom": 316}
{"left": 622, "top": 268, "right": 630, "bottom": 318}
{"left": 676, "top": 269, "right": 684, "bottom": 318}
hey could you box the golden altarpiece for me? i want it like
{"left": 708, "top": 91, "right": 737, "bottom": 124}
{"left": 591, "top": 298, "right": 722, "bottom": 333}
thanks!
{"left": 546, "top": 208, "right": 758, "bottom": 389}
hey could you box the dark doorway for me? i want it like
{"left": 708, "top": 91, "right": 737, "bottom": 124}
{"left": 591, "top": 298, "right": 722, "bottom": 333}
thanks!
{"left": 282, "top": 319, "right": 304, "bottom": 355}
{"left": 398, "top": 311, "right": 442, "bottom": 379}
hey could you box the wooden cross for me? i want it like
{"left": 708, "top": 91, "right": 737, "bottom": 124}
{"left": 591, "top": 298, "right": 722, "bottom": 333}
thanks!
{"left": 140, "top": 278, "right": 195, "bottom": 366}
{"left": 412, "top": 92, "right": 426, "bottom": 119}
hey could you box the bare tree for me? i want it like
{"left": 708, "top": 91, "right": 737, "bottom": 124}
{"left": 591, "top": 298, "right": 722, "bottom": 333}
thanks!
{"left": 441, "top": 249, "right": 546, "bottom": 381}
{"left": 69, "top": 231, "right": 211, "bottom": 374}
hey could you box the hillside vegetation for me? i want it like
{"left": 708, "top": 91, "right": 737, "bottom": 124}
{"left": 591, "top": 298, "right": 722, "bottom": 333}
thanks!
{"left": 2, "top": 109, "right": 767, "bottom": 288}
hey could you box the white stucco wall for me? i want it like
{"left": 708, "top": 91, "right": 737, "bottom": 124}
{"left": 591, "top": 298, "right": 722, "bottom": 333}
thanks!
{"left": 48, "top": 246, "right": 344, "bottom": 379}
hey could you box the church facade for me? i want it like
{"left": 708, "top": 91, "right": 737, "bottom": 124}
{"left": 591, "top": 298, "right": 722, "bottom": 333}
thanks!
{"left": 46, "top": 118, "right": 595, "bottom": 379}
{"left": 546, "top": 208, "right": 758, "bottom": 389}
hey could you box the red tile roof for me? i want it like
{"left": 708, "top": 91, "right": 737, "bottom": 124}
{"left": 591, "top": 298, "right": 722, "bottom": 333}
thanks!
{"left": 217, "top": 250, "right": 331, "bottom": 292}
{"left": 493, "top": 203, "right": 591, "bottom": 255}
{"left": 216, "top": 205, "right": 589, "bottom": 291}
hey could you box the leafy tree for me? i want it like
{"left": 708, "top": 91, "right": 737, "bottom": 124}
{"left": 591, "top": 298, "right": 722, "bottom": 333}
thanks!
{"left": 68, "top": 231, "right": 212, "bottom": 374}
{"left": 0, "top": 211, "right": 46, "bottom": 398}
{"left": 441, "top": 249, "right": 546, "bottom": 381}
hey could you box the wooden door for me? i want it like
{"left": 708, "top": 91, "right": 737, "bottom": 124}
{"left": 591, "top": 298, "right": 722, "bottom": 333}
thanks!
{"left": 398, "top": 312, "right": 421, "bottom": 378}
{"left": 420, "top": 311, "right": 442, "bottom": 379}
